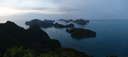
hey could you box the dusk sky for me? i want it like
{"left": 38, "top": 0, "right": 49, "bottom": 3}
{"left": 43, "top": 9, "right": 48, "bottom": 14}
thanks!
{"left": 0, "top": 0, "right": 128, "bottom": 20}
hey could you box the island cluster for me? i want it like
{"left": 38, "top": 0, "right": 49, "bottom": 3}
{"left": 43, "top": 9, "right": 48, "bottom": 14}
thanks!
{"left": 25, "top": 19, "right": 96, "bottom": 38}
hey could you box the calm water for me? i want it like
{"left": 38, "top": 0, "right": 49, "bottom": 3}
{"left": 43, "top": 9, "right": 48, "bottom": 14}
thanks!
{"left": 42, "top": 19, "right": 128, "bottom": 57}
{"left": 1, "top": 19, "right": 128, "bottom": 57}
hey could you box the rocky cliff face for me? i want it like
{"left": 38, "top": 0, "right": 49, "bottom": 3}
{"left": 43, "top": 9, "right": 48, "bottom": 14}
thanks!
{"left": 0, "top": 21, "right": 61, "bottom": 55}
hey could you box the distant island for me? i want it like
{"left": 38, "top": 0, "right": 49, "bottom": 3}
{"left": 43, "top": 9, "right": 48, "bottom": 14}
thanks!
{"left": 58, "top": 19, "right": 74, "bottom": 23}
{"left": 0, "top": 21, "right": 92, "bottom": 57}
{"left": 74, "top": 19, "right": 89, "bottom": 25}
{"left": 66, "top": 28, "right": 96, "bottom": 38}
{"left": 58, "top": 19, "right": 89, "bottom": 25}
{"left": 25, "top": 19, "right": 54, "bottom": 28}
{"left": 54, "top": 22, "right": 74, "bottom": 28}
{"left": 25, "top": 19, "right": 74, "bottom": 28}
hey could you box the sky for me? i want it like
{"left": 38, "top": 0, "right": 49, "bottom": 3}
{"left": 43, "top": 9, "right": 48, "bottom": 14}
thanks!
{"left": 0, "top": 0, "right": 128, "bottom": 20}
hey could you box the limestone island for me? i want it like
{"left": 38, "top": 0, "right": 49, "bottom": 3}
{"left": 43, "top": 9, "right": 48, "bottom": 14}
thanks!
{"left": 25, "top": 19, "right": 74, "bottom": 28}
{"left": 58, "top": 19, "right": 74, "bottom": 23}
{"left": 58, "top": 19, "right": 89, "bottom": 25}
{"left": 25, "top": 19, "right": 54, "bottom": 28}
{"left": 74, "top": 19, "right": 89, "bottom": 25}
{"left": 66, "top": 28, "right": 96, "bottom": 38}
{"left": 54, "top": 22, "right": 74, "bottom": 28}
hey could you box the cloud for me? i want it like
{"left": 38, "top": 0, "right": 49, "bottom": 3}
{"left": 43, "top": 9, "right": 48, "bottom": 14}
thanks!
{"left": 0, "top": 0, "right": 66, "bottom": 16}
{"left": 54, "top": 0, "right": 128, "bottom": 19}
{"left": 0, "top": 0, "right": 128, "bottom": 19}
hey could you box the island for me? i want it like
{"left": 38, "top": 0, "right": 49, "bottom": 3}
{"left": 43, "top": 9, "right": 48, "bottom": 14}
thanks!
{"left": 66, "top": 28, "right": 96, "bottom": 38}
{"left": 58, "top": 19, "right": 74, "bottom": 23}
{"left": 54, "top": 22, "right": 74, "bottom": 28}
{"left": 25, "top": 19, "right": 74, "bottom": 28}
{"left": 25, "top": 19, "right": 54, "bottom": 28}
{"left": 74, "top": 19, "right": 89, "bottom": 25}
{"left": 58, "top": 19, "right": 89, "bottom": 25}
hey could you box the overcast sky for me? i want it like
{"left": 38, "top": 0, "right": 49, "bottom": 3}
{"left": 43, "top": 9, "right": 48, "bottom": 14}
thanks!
{"left": 0, "top": 0, "right": 128, "bottom": 19}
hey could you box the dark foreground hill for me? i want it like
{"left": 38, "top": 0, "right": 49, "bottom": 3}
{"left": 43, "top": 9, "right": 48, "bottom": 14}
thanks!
{"left": 0, "top": 21, "right": 61, "bottom": 55}
{"left": 0, "top": 21, "right": 95, "bottom": 57}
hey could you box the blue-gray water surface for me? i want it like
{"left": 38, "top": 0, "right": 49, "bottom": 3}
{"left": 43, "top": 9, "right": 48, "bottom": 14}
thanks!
{"left": 1, "top": 19, "right": 128, "bottom": 57}
{"left": 42, "top": 19, "right": 128, "bottom": 57}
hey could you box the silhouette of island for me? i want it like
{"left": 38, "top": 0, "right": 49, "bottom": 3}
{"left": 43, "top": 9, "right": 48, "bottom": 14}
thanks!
{"left": 74, "top": 19, "right": 89, "bottom": 25}
{"left": 25, "top": 19, "right": 54, "bottom": 28}
{"left": 58, "top": 19, "right": 74, "bottom": 23}
{"left": 58, "top": 19, "right": 89, "bottom": 25}
{"left": 54, "top": 22, "right": 74, "bottom": 28}
{"left": 66, "top": 28, "right": 96, "bottom": 38}
{"left": 25, "top": 19, "right": 74, "bottom": 28}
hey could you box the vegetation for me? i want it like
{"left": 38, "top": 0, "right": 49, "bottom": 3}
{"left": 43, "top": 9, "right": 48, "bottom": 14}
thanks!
{"left": 7, "top": 46, "right": 34, "bottom": 57}
{"left": 0, "top": 47, "right": 93, "bottom": 57}
{"left": 42, "top": 48, "right": 93, "bottom": 57}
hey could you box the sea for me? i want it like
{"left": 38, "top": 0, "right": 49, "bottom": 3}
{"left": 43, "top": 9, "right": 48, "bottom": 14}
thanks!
{"left": 1, "top": 19, "right": 128, "bottom": 57}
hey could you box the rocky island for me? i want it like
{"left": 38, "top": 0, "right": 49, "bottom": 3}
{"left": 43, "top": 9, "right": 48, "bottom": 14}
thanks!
{"left": 74, "top": 19, "right": 89, "bottom": 25}
{"left": 58, "top": 19, "right": 74, "bottom": 23}
{"left": 66, "top": 28, "right": 96, "bottom": 38}
{"left": 54, "top": 22, "right": 74, "bottom": 28}
{"left": 25, "top": 19, "right": 74, "bottom": 28}
{"left": 58, "top": 19, "right": 89, "bottom": 25}
{"left": 25, "top": 19, "right": 54, "bottom": 28}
